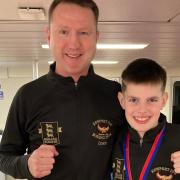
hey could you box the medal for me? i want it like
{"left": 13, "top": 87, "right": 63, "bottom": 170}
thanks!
{"left": 123, "top": 126, "right": 166, "bottom": 180}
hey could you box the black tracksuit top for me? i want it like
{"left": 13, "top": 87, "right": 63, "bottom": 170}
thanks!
{"left": 0, "top": 63, "right": 123, "bottom": 180}
{"left": 113, "top": 114, "right": 180, "bottom": 180}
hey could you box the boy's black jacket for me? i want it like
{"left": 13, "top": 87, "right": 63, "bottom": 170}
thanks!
{"left": 113, "top": 113, "right": 180, "bottom": 180}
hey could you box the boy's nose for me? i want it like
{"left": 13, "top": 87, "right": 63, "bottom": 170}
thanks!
{"left": 138, "top": 102, "right": 148, "bottom": 112}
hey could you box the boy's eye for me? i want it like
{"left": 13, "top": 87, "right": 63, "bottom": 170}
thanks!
{"left": 128, "top": 98, "right": 138, "bottom": 104}
{"left": 148, "top": 98, "right": 158, "bottom": 103}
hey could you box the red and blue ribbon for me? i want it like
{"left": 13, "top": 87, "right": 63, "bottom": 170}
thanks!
{"left": 123, "top": 126, "right": 165, "bottom": 180}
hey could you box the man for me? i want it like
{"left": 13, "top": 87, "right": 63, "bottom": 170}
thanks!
{"left": 0, "top": 0, "right": 123, "bottom": 179}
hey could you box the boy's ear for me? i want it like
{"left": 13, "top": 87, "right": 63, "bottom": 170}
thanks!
{"left": 161, "top": 92, "right": 168, "bottom": 109}
{"left": 118, "top": 92, "right": 125, "bottom": 109}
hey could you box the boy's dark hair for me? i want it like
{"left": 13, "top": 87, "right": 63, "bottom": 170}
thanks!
{"left": 48, "top": 0, "right": 99, "bottom": 25}
{"left": 121, "top": 58, "right": 167, "bottom": 92}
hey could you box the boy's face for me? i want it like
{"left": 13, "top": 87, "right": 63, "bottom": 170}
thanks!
{"left": 118, "top": 83, "right": 168, "bottom": 138}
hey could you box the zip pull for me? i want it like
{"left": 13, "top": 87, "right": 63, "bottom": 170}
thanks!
{"left": 140, "top": 138, "right": 143, "bottom": 147}
{"left": 74, "top": 82, "right": 78, "bottom": 89}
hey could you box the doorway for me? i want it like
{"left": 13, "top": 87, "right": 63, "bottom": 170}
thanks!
{"left": 172, "top": 81, "right": 180, "bottom": 124}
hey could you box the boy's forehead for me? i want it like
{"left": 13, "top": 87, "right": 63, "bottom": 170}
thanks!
{"left": 125, "top": 81, "right": 163, "bottom": 88}
{"left": 124, "top": 82, "right": 163, "bottom": 95}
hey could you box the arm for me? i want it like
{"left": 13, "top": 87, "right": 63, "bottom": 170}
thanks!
{"left": 0, "top": 154, "right": 33, "bottom": 179}
{"left": 0, "top": 87, "right": 31, "bottom": 178}
{"left": 28, "top": 144, "right": 59, "bottom": 178}
{"left": 0, "top": 87, "right": 59, "bottom": 179}
{"left": 0, "top": 145, "right": 59, "bottom": 179}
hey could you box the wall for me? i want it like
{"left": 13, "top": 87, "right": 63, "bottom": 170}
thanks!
{"left": 0, "top": 77, "right": 32, "bottom": 129}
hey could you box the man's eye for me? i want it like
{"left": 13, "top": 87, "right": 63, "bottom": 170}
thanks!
{"left": 59, "top": 30, "right": 68, "bottom": 35}
{"left": 79, "top": 31, "right": 89, "bottom": 35}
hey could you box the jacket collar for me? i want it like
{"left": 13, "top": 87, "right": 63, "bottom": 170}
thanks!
{"left": 47, "top": 62, "right": 95, "bottom": 84}
{"left": 128, "top": 113, "right": 167, "bottom": 143}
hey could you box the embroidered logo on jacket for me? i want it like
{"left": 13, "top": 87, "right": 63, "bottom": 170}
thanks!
{"left": 112, "top": 158, "right": 125, "bottom": 180}
{"left": 38, "top": 122, "right": 62, "bottom": 145}
{"left": 151, "top": 166, "right": 175, "bottom": 180}
{"left": 97, "top": 123, "right": 109, "bottom": 134}
{"left": 92, "top": 119, "right": 112, "bottom": 146}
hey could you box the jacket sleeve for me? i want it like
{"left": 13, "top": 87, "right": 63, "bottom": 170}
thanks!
{"left": 0, "top": 154, "right": 33, "bottom": 179}
{"left": 0, "top": 87, "right": 33, "bottom": 179}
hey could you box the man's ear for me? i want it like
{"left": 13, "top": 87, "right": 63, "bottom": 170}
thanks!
{"left": 161, "top": 92, "right": 168, "bottom": 109}
{"left": 118, "top": 92, "right": 125, "bottom": 109}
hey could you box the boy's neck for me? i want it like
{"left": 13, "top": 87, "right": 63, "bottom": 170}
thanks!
{"left": 138, "top": 131, "right": 145, "bottom": 138}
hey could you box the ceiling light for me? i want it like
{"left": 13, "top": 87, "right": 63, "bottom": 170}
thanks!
{"left": 42, "top": 43, "right": 148, "bottom": 50}
{"left": 42, "top": 44, "right": 49, "bottom": 49}
{"left": 18, "top": 7, "right": 45, "bottom": 20}
{"left": 96, "top": 43, "right": 149, "bottom": 49}
{"left": 48, "top": 61, "right": 54, "bottom": 64}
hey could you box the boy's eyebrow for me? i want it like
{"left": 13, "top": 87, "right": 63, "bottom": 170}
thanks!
{"left": 126, "top": 95, "right": 160, "bottom": 99}
{"left": 147, "top": 96, "right": 159, "bottom": 99}
{"left": 126, "top": 95, "right": 138, "bottom": 98}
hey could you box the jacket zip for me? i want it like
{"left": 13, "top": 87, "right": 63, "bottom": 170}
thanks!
{"left": 74, "top": 80, "right": 79, "bottom": 180}
{"left": 140, "top": 138, "right": 143, "bottom": 147}
{"left": 74, "top": 82, "right": 78, "bottom": 90}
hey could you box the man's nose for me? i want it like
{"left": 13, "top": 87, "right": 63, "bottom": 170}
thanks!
{"left": 67, "top": 32, "right": 81, "bottom": 49}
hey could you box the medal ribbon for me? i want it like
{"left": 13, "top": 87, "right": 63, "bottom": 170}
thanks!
{"left": 123, "top": 125, "right": 165, "bottom": 180}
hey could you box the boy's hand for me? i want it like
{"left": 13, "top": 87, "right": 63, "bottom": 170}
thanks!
{"left": 171, "top": 151, "right": 180, "bottom": 173}
{"left": 28, "top": 144, "right": 59, "bottom": 178}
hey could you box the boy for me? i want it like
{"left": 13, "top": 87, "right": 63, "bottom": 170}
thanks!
{"left": 113, "top": 58, "right": 180, "bottom": 179}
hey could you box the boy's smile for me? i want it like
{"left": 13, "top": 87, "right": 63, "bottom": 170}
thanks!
{"left": 118, "top": 83, "right": 168, "bottom": 138}
{"left": 133, "top": 115, "right": 152, "bottom": 124}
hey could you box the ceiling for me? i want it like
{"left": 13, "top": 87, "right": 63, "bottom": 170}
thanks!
{"left": 0, "top": 0, "right": 180, "bottom": 71}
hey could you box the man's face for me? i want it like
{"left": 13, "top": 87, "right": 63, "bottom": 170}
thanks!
{"left": 47, "top": 3, "right": 98, "bottom": 81}
{"left": 118, "top": 83, "right": 168, "bottom": 137}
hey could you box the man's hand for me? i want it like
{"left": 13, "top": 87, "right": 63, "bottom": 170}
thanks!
{"left": 171, "top": 151, "right": 180, "bottom": 173}
{"left": 28, "top": 144, "right": 59, "bottom": 178}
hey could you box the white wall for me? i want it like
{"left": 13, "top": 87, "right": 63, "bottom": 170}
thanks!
{"left": 0, "top": 77, "right": 32, "bottom": 130}
{"left": 0, "top": 63, "right": 47, "bottom": 130}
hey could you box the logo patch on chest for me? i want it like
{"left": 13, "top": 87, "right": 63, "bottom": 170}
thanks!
{"left": 92, "top": 119, "right": 112, "bottom": 146}
{"left": 38, "top": 122, "right": 62, "bottom": 145}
